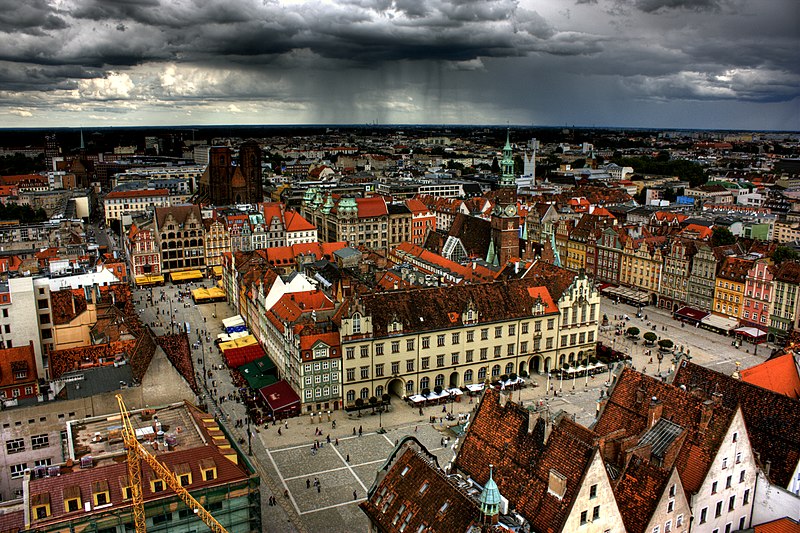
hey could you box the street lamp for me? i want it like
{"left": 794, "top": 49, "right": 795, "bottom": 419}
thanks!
{"left": 657, "top": 352, "right": 664, "bottom": 375}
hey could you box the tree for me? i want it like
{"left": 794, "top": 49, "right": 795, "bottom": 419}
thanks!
{"left": 509, "top": 372, "right": 517, "bottom": 381}
{"left": 434, "top": 385, "right": 443, "bottom": 395}
{"left": 658, "top": 339, "right": 674, "bottom": 351}
{"left": 626, "top": 327, "right": 640, "bottom": 338}
{"left": 643, "top": 332, "right": 658, "bottom": 344}
{"left": 354, "top": 398, "right": 364, "bottom": 415}
{"left": 712, "top": 227, "right": 737, "bottom": 246}
{"left": 500, "top": 374, "right": 508, "bottom": 383}
{"left": 381, "top": 393, "right": 391, "bottom": 405}
{"left": 422, "top": 387, "right": 431, "bottom": 396}
{"left": 369, "top": 396, "right": 378, "bottom": 412}
{"left": 773, "top": 246, "right": 800, "bottom": 264}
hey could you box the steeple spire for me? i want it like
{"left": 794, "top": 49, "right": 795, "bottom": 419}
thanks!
{"left": 499, "top": 129, "right": 515, "bottom": 188}
{"left": 479, "top": 464, "right": 501, "bottom": 525}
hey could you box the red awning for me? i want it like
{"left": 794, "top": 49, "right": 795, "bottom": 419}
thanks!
{"left": 259, "top": 380, "right": 301, "bottom": 413}
{"left": 675, "top": 307, "right": 709, "bottom": 322}
{"left": 224, "top": 344, "right": 265, "bottom": 368}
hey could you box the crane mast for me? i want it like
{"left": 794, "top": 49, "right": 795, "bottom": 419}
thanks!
{"left": 116, "top": 395, "right": 229, "bottom": 533}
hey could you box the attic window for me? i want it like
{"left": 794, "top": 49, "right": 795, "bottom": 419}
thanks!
{"left": 419, "top": 482, "right": 429, "bottom": 494}
{"left": 150, "top": 477, "right": 165, "bottom": 493}
{"left": 119, "top": 476, "right": 133, "bottom": 500}
{"left": 174, "top": 463, "right": 193, "bottom": 487}
{"left": 548, "top": 469, "right": 567, "bottom": 500}
{"left": 92, "top": 480, "right": 110, "bottom": 506}
{"left": 63, "top": 485, "right": 82, "bottom": 513}
{"left": 31, "top": 493, "right": 51, "bottom": 520}
{"left": 401, "top": 466, "right": 410, "bottom": 476}
{"left": 200, "top": 458, "right": 217, "bottom": 481}
{"left": 439, "top": 501, "right": 450, "bottom": 514}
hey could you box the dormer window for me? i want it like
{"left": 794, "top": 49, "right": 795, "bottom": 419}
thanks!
{"left": 200, "top": 458, "right": 217, "bottom": 481}
{"left": 31, "top": 493, "right": 51, "bottom": 520}
{"left": 120, "top": 476, "right": 133, "bottom": 500}
{"left": 92, "top": 480, "right": 110, "bottom": 506}
{"left": 352, "top": 313, "right": 361, "bottom": 335}
{"left": 150, "top": 477, "right": 165, "bottom": 493}
{"left": 63, "top": 486, "right": 82, "bottom": 513}
{"left": 175, "top": 463, "right": 193, "bottom": 487}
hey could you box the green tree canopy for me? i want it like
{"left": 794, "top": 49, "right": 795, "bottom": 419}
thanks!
{"left": 626, "top": 327, "right": 640, "bottom": 337}
{"left": 772, "top": 246, "right": 800, "bottom": 264}
{"left": 711, "top": 227, "right": 737, "bottom": 246}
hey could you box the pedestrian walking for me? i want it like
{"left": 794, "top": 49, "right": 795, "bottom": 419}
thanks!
{"left": 278, "top": 427, "right": 282, "bottom": 436}
{"left": 353, "top": 427, "right": 356, "bottom": 436}
{"left": 317, "top": 484, "right": 321, "bottom": 493}
{"left": 358, "top": 425, "right": 362, "bottom": 437}
{"left": 284, "top": 490, "right": 289, "bottom": 498}
{"left": 346, "top": 453, "right": 350, "bottom": 462}
{"left": 353, "top": 490, "right": 358, "bottom": 500}
{"left": 306, "top": 479, "right": 311, "bottom": 489}
{"left": 335, "top": 438, "right": 339, "bottom": 446}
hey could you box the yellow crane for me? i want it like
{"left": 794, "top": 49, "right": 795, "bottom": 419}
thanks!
{"left": 116, "top": 394, "right": 229, "bottom": 533}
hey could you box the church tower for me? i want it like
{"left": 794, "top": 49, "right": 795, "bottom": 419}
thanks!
{"left": 489, "top": 130, "right": 520, "bottom": 267}
{"left": 239, "top": 140, "right": 263, "bottom": 204}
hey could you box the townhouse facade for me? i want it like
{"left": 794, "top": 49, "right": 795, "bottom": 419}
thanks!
{"left": 741, "top": 258, "right": 772, "bottom": 329}
{"left": 768, "top": 261, "right": 800, "bottom": 341}
{"left": 658, "top": 239, "right": 696, "bottom": 311}
{"left": 619, "top": 238, "right": 664, "bottom": 302}
{"left": 126, "top": 220, "right": 160, "bottom": 277}
{"left": 337, "top": 269, "right": 599, "bottom": 407}
{"left": 154, "top": 205, "right": 205, "bottom": 274}
{"left": 103, "top": 188, "right": 170, "bottom": 224}
{"left": 713, "top": 257, "right": 752, "bottom": 320}
{"left": 686, "top": 244, "right": 718, "bottom": 311}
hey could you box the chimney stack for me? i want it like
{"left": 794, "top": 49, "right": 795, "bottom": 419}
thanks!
{"left": 647, "top": 396, "right": 663, "bottom": 428}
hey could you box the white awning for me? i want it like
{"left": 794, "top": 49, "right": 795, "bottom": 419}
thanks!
{"left": 700, "top": 314, "right": 738, "bottom": 332}
{"left": 466, "top": 383, "right": 484, "bottom": 392}
{"left": 408, "top": 394, "right": 426, "bottom": 403}
{"left": 446, "top": 387, "right": 463, "bottom": 396}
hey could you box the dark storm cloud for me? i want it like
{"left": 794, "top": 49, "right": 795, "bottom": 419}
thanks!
{"left": 634, "top": 0, "right": 721, "bottom": 12}
{"left": 0, "top": 0, "right": 66, "bottom": 35}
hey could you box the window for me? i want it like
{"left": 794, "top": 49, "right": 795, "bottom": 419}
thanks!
{"left": 677, "top": 514, "right": 683, "bottom": 527}
{"left": 561, "top": 335, "right": 568, "bottom": 347}
{"left": 480, "top": 348, "right": 488, "bottom": 360}
{"left": 436, "top": 354, "right": 445, "bottom": 367}
{"left": 580, "top": 511, "right": 588, "bottom": 526}
{"left": 375, "top": 364, "right": 384, "bottom": 377}
{"left": 422, "top": 357, "right": 430, "bottom": 370}
{"left": 712, "top": 481, "right": 718, "bottom": 494}
{"left": 10, "top": 463, "right": 27, "bottom": 479}
{"left": 407, "top": 360, "right": 414, "bottom": 372}
{"left": 700, "top": 508, "right": 707, "bottom": 524}
{"left": 481, "top": 328, "right": 488, "bottom": 340}
{"left": 725, "top": 524, "right": 731, "bottom": 533}
{"left": 391, "top": 341, "right": 400, "bottom": 354}
{"left": 31, "top": 434, "right": 49, "bottom": 450}
{"left": 739, "top": 470, "right": 745, "bottom": 483}
{"left": 589, "top": 484, "right": 597, "bottom": 499}
{"left": 151, "top": 478, "right": 165, "bottom": 492}
{"left": 451, "top": 353, "right": 459, "bottom": 365}
{"left": 739, "top": 517, "right": 746, "bottom": 530}
{"left": 407, "top": 339, "right": 415, "bottom": 351}
{"left": 491, "top": 365, "right": 501, "bottom": 377}
{"left": 522, "top": 323, "right": 530, "bottom": 334}
{"left": 652, "top": 527, "right": 660, "bottom": 533}
{"left": 715, "top": 501, "right": 722, "bottom": 518}
{"left": 376, "top": 343, "right": 384, "bottom": 356}
{"left": 494, "top": 346, "right": 501, "bottom": 358}
{"left": 391, "top": 362, "right": 399, "bottom": 374}
{"left": 466, "top": 350, "right": 474, "bottom": 363}
{"left": 665, "top": 519, "right": 672, "bottom": 533}
{"left": 422, "top": 337, "right": 430, "bottom": 349}
{"left": 668, "top": 500, "right": 675, "bottom": 513}
{"left": 722, "top": 457, "right": 728, "bottom": 469}
{"left": 346, "top": 347, "right": 355, "bottom": 359}
{"left": 521, "top": 341, "right": 529, "bottom": 353}
{"left": 152, "top": 513, "right": 172, "bottom": 525}
{"left": 34, "top": 458, "right": 51, "bottom": 467}
{"left": 464, "top": 369, "right": 474, "bottom": 383}
{"left": 669, "top": 484, "right": 676, "bottom": 498}
{"left": 494, "top": 326, "right": 502, "bottom": 338}
{"left": 466, "top": 330, "right": 474, "bottom": 342}
{"left": 592, "top": 505, "right": 600, "bottom": 520}
{"left": 743, "top": 489, "right": 749, "bottom": 505}
{"left": 452, "top": 333, "right": 460, "bottom": 344}
{"left": 728, "top": 495, "right": 735, "bottom": 511}
{"left": 347, "top": 368, "right": 355, "bottom": 381}
{"left": 507, "top": 344, "right": 514, "bottom": 356}
{"left": 735, "top": 452, "right": 741, "bottom": 464}
{"left": 508, "top": 324, "right": 515, "bottom": 336}
{"left": 478, "top": 367, "right": 487, "bottom": 379}
{"left": 361, "top": 346, "right": 369, "bottom": 358}
{"left": 6, "top": 438, "right": 24, "bottom": 454}
{"left": 360, "top": 366, "right": 369, "bottom": 379}
{"left": 548, "top": 318, "right": 555, "bottom": 330}
{"left": 437, "top": 335, "right": 445, "bottom": 347}
{"left": 726, "top": 475, "right": 732, "bottom": 489}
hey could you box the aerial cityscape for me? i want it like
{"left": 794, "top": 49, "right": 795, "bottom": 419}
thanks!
{"left": 0, "top": 1, "right": 799, "bottom": 533}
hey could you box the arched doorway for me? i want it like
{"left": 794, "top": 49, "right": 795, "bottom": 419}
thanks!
{"left": 530, "top": 355, "right": 541, "bottom": 374}
{"left": 519, "top": 360, "right": 527, "bottom": 376}
{"left": 544, "top": 357, "right": 552, "bottom": 372}
{"left": 388, "top": 378, "right": 405, "bottom": 398}
{"left": 449, "top": 371, "right": 459, "bottom": 388}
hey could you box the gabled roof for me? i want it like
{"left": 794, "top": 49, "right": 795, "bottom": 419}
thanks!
{"left": 716, "top": 256, "right": 753, "bottom": 283}
{"left": 284, "top": 210, "right": 316, "bottom": 232}
{"left": 613, "top": 457, "right": 674, "bottom": 533}
{"left": 360, "top": 440, "right": 480, "bottom": 532}
{"left": 594, "top": 368, "right": 735, "bottom": 494}
{"left": 154, "top": 205, "right": 201, "bottom": 230}
{"left": 739, "top": 353, "right": 800, "bottom": 399}
{"left": 356, "top": 196, "right": 388, "bottom": 218}
{"left": 0, "top": 342, "right": 37, "bottom": 388}
{"left": 448, "top": 213, "right": 491, "bottom": 258}
{"left": 672, "top": 361, "right": 800, "bottom": 488}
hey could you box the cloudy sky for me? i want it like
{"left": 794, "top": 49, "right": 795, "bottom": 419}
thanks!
{"left": 0, "top": 0, "right": 797, "bottom": 130}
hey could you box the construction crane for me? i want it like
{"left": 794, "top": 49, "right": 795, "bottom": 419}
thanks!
{"left": 116, "top": 395, "right": 229, "bottom": 533}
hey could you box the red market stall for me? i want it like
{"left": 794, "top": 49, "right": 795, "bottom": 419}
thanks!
{"left": 259, "top": 380, "right": 301, "bottom": 416}
{"left": 224, "top": 343, "right": 265, "bottom": 368}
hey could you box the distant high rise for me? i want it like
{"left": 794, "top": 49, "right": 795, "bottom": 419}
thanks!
{"left": 44, "top": 134, "right": 60, "bottom": 171}
{"left": 196, "top": 141, "right": 262, "bottom": 205}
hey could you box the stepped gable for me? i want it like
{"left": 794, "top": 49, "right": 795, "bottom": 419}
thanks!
{"left": 613, "top": 456, "right": 673, "bottom": 533}
{"left": 360, "top": 442, "right": 479, "bottom": 532}
{"left": 672, "top": 360, "right": 800, "bottom": 488}
{"left": 454, "top": 388, "right": 547, "bottom": 498}
{"left": 356, "top": 278, "right": 557, "bottom": 337}
{"left": 594, "top": 368, "right": 734, "bottom": 494}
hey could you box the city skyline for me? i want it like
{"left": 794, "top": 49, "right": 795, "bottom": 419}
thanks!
{"left": 0, "top": 0, "right": 797, "bottom": 130}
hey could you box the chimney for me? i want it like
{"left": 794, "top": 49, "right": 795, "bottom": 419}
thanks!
{"left": 698, "top": 400, "right": 714, "bottom": 432}
{"left": 647, "top": 396, "right": 663, "bottom": 428}
{"left": 498, "top": 392, "right": 510, "bottom": 408}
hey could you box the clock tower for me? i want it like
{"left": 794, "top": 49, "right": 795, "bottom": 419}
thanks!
{"left": 488, "top": 130, "right": 520, "bottom": 267}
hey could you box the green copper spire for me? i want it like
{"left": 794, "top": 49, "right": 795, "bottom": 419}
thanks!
{"left": 479, "top": 465, "right": 501, "bottom": 518}
{"left": 500, "top": 129, "right": 515, "bottom": 188}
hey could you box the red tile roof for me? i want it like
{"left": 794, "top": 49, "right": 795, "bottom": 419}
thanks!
{"left": 672, "top": 360, "right": 800, "bottom": 489}
{"left": 754, "top": 517, "right": 800, "bottom": 533}
{"left": 284, "top": 210, "right": 316, "bottom": 232}
{"left": 360, "top": 439, "right": 480, "bottom": 532}
{"left": 0, "top": 342, "right": 37, "bottom": 390}
{"left": 356, "top": 196, "right": 388, "bottom": 218}
{"left": 612, "top": 457, "right": 673, "bottom": 533}
{"left": 739, "top": 353, "right": 800, "bottom": 399}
